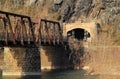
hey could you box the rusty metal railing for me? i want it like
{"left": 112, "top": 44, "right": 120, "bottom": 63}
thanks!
{"left": 0, "top": 11, "right": 63, "bottom": 46}
{"left": 0, "top": 11, "right": 35, "bottom": 46}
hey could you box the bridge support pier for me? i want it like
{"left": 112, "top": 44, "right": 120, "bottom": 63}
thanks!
{"left": 3, "top": 47, "right": 41, "bottom": 75}
{"left": 40, "top": 46, "right": 70, "bottom": 70}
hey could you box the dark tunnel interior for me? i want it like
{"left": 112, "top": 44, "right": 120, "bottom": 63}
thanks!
{"left": 67, "top": 28, "right": 90, "bottom": 41}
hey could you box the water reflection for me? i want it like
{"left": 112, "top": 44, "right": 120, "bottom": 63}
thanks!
{"left": 98, "top": 75, "right": 120, "bottom": 79}
{"left": 2, "top": 75, "right": 41, "bottom": 79}
{"left": 1, "top": 70, "right": 120, "bottom": 79}
{"left": 41, "top": 69, "right": 98, "bottom": 79}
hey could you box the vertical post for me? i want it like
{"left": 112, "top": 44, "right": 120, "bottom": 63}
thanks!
{"left": 40, "top": 21, "right": 43, "bottom": 44}
{"left": 47, "top": 22, "right": 51, "bottom": 44}
{"left": 28, "top": 17, "right": 35, "bottom": 45}
{"left": 14, "top": 18, "right": 19, "bottom": 41}
{"left": 57, "top": 23, "right": 61, "bottom": 44}
{"left": 6, "top": 14, "right": 16, "bottom": 44}
{"left": 3, "top": 18, "right": 8, "bottom": 45}
{"left": 50, "top": 23, "right": 54, "bottom": 44}
{"left": 53, "top": 23, "right": 56, "bottom": 45}
{"left": 21, "top": 18, "right": 27, "bottom": 42}
{"left": 20, "top": 17, "right": 24, "bottom": 45}
{"left": 50, "top": 23, "right": 52, "bottom": 40}
{"left": 39, "top": 19, "right": 42, "bottom": 45}
{"left": 35, "top": 19, "right": 41, "bottom": 45}
{"left": 44, "top": 21, "right": 48, "bottom": 44}
{"left": 43, "top": 21, "right": 46, "bottom": 44}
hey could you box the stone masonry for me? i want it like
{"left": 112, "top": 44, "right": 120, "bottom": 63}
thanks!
{"left": 3, "top": 47, "right": 41, "bottom": 75}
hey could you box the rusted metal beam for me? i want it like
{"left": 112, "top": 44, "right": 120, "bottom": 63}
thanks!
{"left": 0, "top": 11, "right": 29, "bottom": 18}
{"left": 0, "top": 11, "right": 36, "bottom": 45}
{"left": 5, "top": 14, "right": 16, "bottom": 44}
{"left": 28, "top": 17, "right": 36, "bottom": 44}
{"left": 0, "top": 10, "right": 63, "bottom": 46}
{"left": 2, "top": 18, "right": 8, "bottom": 45}
{"left": 41, "top": 19, "right": 59, "bottom": 24}
{"left": 39, "top": 19, "right": 63, "bottom": 45}
{"left": 35, "top": 19, "right": 41, "bottom": 44}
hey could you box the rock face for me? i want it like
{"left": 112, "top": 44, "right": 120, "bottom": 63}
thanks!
{"left": 50, "top": 0, "right": 120, "bottom": 24}
{"left": 54, "top": 0, "right": 63, "bottom": 4}
{"left": 2, "top": 0, "right": 119, "bottom": 24}
{"left": 28, "top": 0, "right": 45, "bottom": 6}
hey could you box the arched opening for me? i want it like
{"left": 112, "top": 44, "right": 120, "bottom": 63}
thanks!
{"left": 66, "top": 28, "right": 91, "bottom": 69}
{"left": 67, "top": 28, "right": 91, "bottom": 41}
{"left": 74, "top": 29, "right": 84, "bottom": 40}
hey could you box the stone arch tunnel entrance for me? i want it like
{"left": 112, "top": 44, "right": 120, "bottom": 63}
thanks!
{"left": 67, "top": 28, "right": 91, "bottom": 41}
{"left": 66, "top": 28, "right": 91, "bottom": 69}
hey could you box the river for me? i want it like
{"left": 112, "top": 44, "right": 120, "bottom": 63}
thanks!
{"left": 1, "top": 69, "right": 120, "bottom": 79}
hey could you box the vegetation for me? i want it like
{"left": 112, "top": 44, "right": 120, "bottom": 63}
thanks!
{"left": 0, "top": 0, "right": 60, "bottom": 20}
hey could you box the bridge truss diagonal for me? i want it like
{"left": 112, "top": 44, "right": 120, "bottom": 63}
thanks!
{"left": 0, "top": 11, "right": 63, "bottom": 47}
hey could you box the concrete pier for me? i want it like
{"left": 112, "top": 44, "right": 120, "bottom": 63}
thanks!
{"left": 0, "top": 45, "right": 70, "bottom": 75}
{"left": 3, "top": 47, "right": 41, "bottom": 75}
{"left": 41, "top": 46, "right": 70, "bottom": 70}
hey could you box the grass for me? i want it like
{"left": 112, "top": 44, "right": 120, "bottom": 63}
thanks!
{"left": 0, "top": 0, "right": 58, "bottom": 20}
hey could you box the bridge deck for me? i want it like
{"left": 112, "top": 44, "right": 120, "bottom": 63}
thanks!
{"left": 0, "top": 40, "right": 63, "bottom": 47}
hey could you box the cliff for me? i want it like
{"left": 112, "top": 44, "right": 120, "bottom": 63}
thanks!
{"left": 50, "top": 0, "right": 120, "bottom": 23}
{"left": 1, "top": 0, "right": 120, "bottom": 24}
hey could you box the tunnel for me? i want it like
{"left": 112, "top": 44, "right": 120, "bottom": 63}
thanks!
{"left": 66, "top": 28, "right": 91, "bottom": 69}
{"left": 67, "top": 28, "right": 91, "bottom": 41}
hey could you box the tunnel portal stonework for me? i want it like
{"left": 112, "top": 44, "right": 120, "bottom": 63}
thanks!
{"left": 63, "top": 21, "right": 98, "bottom": 41}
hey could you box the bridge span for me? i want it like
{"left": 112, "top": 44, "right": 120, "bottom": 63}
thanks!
{"left": 0, "top": 11, "right": 98, "bottom": 75}
{"left": 0, "top": 11, "right": 63, "bottom": 47}
{"left": 0, "top": 10, "right": 98, "bottom": 47}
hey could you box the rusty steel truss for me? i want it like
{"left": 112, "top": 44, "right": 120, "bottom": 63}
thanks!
{"left": 0, "top": 11, "right": 62, "bottom": 46}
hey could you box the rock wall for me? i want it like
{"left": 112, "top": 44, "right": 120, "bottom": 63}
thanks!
{"left": 1, "top": 0, "right": 119, "bottom": 25}
{"left": 1, "top": 0, "right": 120, "bottom": 22}
{"left": 50, "top": 0, "right": 120, "bottom": 24}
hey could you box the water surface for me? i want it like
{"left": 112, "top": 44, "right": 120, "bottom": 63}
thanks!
{"left": 1, "top": 69, "right": 120, "bottom": 79}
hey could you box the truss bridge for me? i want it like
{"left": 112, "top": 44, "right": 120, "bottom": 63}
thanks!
{"left": 0, "top": 11, "right": 63, "bottom": 47}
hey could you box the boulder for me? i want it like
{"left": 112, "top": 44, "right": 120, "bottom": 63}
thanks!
{"left": 54, "top": 0, "right": 63, "bottom": 4}
{"left": 27, "top": 0, "right": 45, "bottom": 6}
